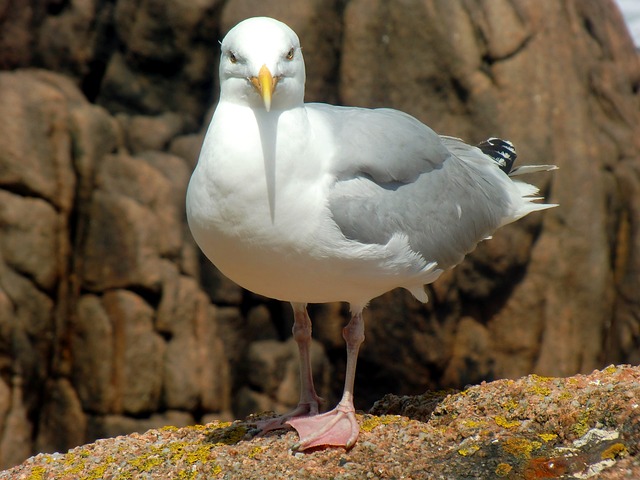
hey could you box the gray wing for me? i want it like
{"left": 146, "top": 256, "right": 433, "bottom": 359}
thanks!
{"left": 310, "top": 104, "right": 449, "bottom": 182}
{"left": 315, "top": 106, "right": 513, "bottom": 269}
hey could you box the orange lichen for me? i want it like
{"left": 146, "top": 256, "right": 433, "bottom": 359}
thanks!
{"left": 601, "top": 442, "right": 628, "bottom": 460}
{"left": 502, "top": 438, "right": 541, "bottom": 458}
{"left": 495, "top": 462, "right": 513, "bottom": 477}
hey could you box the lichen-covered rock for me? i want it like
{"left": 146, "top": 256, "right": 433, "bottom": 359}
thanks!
{"left": 1, "top": 365, "right": 637, "bottom": 479}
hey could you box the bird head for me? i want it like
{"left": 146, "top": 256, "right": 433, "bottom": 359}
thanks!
{"left": 219, "top": 17, "right": 306, "bottom": 112}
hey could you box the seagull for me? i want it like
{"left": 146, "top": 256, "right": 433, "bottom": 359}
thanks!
{"left": 186, "top": 16, "right": 557, "bottom": 451}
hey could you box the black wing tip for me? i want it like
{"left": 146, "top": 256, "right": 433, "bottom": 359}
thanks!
{"left": 477, "top": 137, "right": 517, "bottom": 174}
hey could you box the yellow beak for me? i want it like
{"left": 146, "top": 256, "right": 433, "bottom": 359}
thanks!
{"left": 250, "top": 64, "right": 277, "bottom": 112}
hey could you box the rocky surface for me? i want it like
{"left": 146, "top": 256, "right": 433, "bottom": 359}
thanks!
{"left": 2, "top": 365, "right": 639, "bottom": 479}
{"left": 1, "top": 0, "right": 640, "bottom": 471}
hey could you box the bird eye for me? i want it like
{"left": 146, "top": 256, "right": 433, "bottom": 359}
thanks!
{"left": 229, "top": 51, "right": 237, "bottom": 64}
{"left": 286, "top": 48, "right": 295, "bottom": 60}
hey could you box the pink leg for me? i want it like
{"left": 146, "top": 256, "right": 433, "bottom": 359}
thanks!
{"left": 256, "top": 303, "right": 323, "bottom": 432}
{"left": 288, "top": 307, "right": 365, "bottom": 450}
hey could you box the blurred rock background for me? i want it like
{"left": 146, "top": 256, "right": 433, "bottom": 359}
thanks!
{"left": 0, "top": 0, "right": 638, "bottom": 470}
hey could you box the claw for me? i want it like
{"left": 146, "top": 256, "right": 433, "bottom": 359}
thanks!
{"left": 254, "top": 400, "right": 321, "bottom": 435}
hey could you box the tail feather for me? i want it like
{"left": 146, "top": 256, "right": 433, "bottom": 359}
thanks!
{"left": 442, "top": 135, "right": 558, "bottom": 221}
{"left": 509, "top": 164, "right": 558, "bottom": 177}
{"left": 476, "top": 137, "right": 557, "bottom": 177}
{"left": 476, "top": 137, "right": 517, "bottom": 173}
{"left": 475, "top": 137, "right": 558, "bottom": 221}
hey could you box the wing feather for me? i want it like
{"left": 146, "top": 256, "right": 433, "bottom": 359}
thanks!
{"left": 315, "top": 107, "right": 528, "bottom": 269}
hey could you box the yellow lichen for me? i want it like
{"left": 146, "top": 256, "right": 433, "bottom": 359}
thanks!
{"left": 502, "top": 438, "right": 541, "bottom": 458}
{"left": 525, "top": 374, "right": 554, "bottom": 396}
{"left": 28, "top": 465, "right": 47, "bottom": 480}
{"left": 210, "top": 421, "right": 232, "bottom": 429}
{"left": 190, "top": 423, "right": 226, "bottom": 435}
{"left": 501, "top": 399, "right": 519, "bottom": 411}
{"left": 117, "top": 439, "right": 216, "bottom": 477}
{"left": 128, "top": 453, "right": 164, "bottom": 472}
{"left": 603, "top": 365, "right": 618, "bottom": 375}
{"left": 85, "top": 464, "right": 108, "bottom": 479}
{"left": 558, "top": 391, "right": 573, "bottom": 401}
{"left": 530, "top": 374, "right": 553, "bottom": 382}
{"left": 360, "top": 415, "right": 404, "bottom": 432}
{"left": 184, "top": 444, "right": 214, "bottom": 465}
{"left": 85, "top": 455, "right": 115, "bottom": 479}
{"left": 207, "top": 423, "right": 247, "bottom": 445}
{"left": 177, "top": 464, "right": 222, "bottom": 478}
{"left": 61, "top": 453, "right": 85, "bottom": 476}
{"left": 572, "top": 411, "right": 592, "bottom": 437}
{"left": 495, "top": 462, "right": 513, "bottom": 477}
{"left": 601, "top": 443, "right": 628, "bottom": 460}
{"left": 495, "top": 416, "right": 521, "bottom": 428}
{"left": 248, "top": 446, "right": 265, "bottom": 458}
{"left": 537, "top": 433, "right": 558, "bottom": 442}
{"left": 210, "top": 464, "right": 223, "bottom": 476}
{"left": 461, "top": 418, "right": 487, "bottom": 429}
{"left": 177, "top": 470, "right": 196, "bottom": 480}
{"left": 160, "top": 425, "right": 179, "bottom": 432}
{"left": 457, "top": 444, "right": 481, "bottom": 456}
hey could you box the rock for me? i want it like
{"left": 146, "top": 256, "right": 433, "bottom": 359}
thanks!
{"left": 87, "top": 410, "right": 195, "bottom": 441}
{"left": 2, "top": 365, "right": 638, "bottom": 479}
{"left": 81, "top": 188, "right": 164, "bottom": 291}
{"left": 0, "top": 253, "right": 54, "bottom": 408}
{"left": 0, "top": 376, "right": 31, "bottom": 470}
{"left": 157, "top": 270, "right": 231, "bottom": 413}
{"left": 80, "top": 148, "right": 189, "bottom": 292}
{"left": 0, "top": 66, "right": 233, "bottom": 466}
{"left": 36, "top": 0, "right": 102, "bottom": 78}
{"left": 246, "top": 340, "right": 292, "bottom": 397}
{"left": 169, "top": 132, "right": 204, "bottom": 170}
{"left": 71, "top": 295, "right": 115, "bottom": 414}
{"left": 234, "top": 386, "right": 280, "bottom": 418}
{"left": 0, "top": 379, "right": 9, "bottom": 446}
{"left": 34, "top": 378, "right": 87, "bottom": 455}
{"left": 274, "top": 341, "right": 326, "bottom": 408}
{"left": 0, "top": 70, "right": 76, "bottom": 210}
{"left": 0, "top": 1, "right": 34, "bottom": 69}
{"left": 97, "top": 0, "right": 220, "bottom": 118}
{"left": 213, "top": 307, "right": 246, "bottom": 374}
{"left": 441, "top": 316, "right": 493, "bottom": 388}
{"left": 246, "top": 305, "right": 279, "bottom": 342}
{"left": 238, "top": 337, "right": 331, "bottom": 418}
{"left": 102, "top": 289, "right": 165, "bottom": 415}
{"left": 118, "top": 112, "right": 188, "bottom": 154}
{"left": 0, "top": 191, "right": 58, "bottom": 292}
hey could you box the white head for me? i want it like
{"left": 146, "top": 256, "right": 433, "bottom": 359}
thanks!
{"left": 219, "top": 17, "right": 306, "bottom": 112}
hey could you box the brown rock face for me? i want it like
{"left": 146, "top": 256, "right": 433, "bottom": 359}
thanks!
{"left": 1, "top": 0, "right": 639, "bottom": 470}
{"left": 0, "top": 69, "right": 232, "bottom": 467}
{"left": 332, "top": 0, "right": 640, "bottom": 406}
